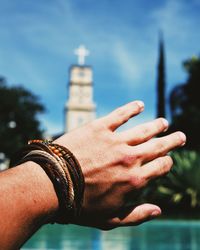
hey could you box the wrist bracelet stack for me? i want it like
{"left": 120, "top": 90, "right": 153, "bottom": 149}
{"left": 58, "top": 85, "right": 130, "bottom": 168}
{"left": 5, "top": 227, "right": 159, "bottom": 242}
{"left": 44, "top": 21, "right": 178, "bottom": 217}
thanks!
{"left": 13, "top": 140, "right": 85, "bottom": 224}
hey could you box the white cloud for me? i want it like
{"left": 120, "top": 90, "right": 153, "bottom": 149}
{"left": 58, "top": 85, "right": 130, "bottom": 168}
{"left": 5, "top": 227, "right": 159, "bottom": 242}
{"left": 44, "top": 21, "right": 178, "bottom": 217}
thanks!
{"left": 113, "top": 41, "right": 142, "bottom": 84}
{"left": 151, "top": 0, "right": 200, "bottom": 45}
{"left": 150, "top": 0, "right": 200, "bottom": 88}
{"left": 40, "top": 116, "right": 63, "bottom": 136}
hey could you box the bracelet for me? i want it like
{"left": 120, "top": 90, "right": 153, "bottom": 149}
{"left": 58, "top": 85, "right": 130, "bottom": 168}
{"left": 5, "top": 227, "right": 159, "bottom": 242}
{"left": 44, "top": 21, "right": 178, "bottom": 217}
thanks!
{"left": 13, "top": 140, "right": 85, "bottom": 224}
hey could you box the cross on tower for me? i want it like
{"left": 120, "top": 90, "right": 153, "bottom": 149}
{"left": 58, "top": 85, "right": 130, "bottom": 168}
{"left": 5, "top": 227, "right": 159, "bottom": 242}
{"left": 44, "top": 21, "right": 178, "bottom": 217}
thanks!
{"left": 74, "top": 45, "right": 89, "bottom": 65}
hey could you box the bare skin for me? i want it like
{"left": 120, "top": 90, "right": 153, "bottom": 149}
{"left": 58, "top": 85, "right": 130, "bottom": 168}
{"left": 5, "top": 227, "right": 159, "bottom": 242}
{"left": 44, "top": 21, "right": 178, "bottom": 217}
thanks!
{"left": 0, "top": 101, "right": 186, "bottom": 249}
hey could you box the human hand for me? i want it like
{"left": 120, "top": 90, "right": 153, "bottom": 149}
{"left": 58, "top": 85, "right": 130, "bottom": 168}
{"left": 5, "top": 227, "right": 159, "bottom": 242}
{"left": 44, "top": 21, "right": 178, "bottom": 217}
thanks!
{"left": 55, "top": 101, "right": 186, "bottom": 230}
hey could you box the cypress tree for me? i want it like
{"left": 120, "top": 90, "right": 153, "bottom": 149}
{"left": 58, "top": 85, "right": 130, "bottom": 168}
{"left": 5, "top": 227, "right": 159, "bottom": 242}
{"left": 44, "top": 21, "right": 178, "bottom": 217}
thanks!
{"left": 156, "top": 32, "right": 166, "bottom": 118}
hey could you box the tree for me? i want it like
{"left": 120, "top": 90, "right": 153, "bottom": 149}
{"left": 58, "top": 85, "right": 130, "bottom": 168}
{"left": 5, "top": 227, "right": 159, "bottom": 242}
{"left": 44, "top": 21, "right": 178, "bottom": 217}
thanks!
{"left": 158, "top": 150, "right": 200, "bottom": 210}
{"left": 170, "top": 56, "right": 200, "bottom": 150}
{"left": 0, "top": 77, "right": 45, "bottom": 161}
{"left": 156, "top": 32, "right": 166, "bottom": 118}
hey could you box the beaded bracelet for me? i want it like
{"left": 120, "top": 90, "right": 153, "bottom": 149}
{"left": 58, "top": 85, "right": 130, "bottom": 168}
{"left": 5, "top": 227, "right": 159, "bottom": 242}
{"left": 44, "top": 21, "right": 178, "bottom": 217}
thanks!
{"left": 48, "top": 142, "right": 84, "bottom": 215}
{"left": 14, "top": 140, "right": 85, "bottom": 224}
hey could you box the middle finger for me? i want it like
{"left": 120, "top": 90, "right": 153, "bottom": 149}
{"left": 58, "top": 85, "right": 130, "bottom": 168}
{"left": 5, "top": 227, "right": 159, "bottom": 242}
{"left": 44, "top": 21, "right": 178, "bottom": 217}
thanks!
{"left": 118, "top": 118, "right": 168, "bottom": 145}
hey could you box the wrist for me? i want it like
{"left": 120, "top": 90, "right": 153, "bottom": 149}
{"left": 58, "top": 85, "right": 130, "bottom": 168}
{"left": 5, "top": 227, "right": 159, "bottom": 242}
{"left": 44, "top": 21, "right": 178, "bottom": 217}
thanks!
{"left": 15, "top": 161, "right": 59, "bottom": 223}
{"left": 0, "top": 161, "right": 59, "bottom": 249}
{"left": 14, "top": 140, "right": 85, "bottom": 224}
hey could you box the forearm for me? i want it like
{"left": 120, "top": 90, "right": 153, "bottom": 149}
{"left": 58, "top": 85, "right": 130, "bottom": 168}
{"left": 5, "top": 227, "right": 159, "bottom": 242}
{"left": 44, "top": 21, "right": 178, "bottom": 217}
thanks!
{"left": 0, "top": 161, "right": 58, "bottom": 250}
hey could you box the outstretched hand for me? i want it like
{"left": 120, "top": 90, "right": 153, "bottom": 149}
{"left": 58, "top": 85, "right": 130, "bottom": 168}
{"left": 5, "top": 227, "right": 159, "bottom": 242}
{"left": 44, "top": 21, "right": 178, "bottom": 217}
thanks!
{"left": 55, "top": 100, "right": 186, "bottom": 230}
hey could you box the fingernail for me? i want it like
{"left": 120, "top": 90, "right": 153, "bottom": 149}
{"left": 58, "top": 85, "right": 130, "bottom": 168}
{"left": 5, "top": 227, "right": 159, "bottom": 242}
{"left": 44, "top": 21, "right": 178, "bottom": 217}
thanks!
{"left": 151, "top": 210, "right": 161, "bottom": 217}
{"left": 161, "top": 118, "right": 169, "bottom": 131}
{"left": 136, "top": 101, "right": 144, "bottom": 110}
{"left": 178, "top": 132, "right": 186, "bottom": 146}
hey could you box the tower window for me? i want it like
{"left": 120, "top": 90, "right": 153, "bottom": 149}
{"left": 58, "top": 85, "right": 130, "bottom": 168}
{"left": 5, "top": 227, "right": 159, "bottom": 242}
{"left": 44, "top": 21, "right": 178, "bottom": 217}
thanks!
{"left": 78, "top": 71, "right": 85, "bottom": 77}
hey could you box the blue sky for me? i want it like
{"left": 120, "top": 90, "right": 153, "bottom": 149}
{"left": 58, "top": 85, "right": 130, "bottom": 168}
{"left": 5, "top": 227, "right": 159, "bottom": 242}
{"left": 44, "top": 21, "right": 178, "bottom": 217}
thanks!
{"left": 0, "top": 0, "right": 200, "bottom": 134}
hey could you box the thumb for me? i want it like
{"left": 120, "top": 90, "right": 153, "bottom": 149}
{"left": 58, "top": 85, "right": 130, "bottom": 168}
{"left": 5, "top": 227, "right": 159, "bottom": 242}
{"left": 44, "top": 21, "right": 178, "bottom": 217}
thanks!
{"left": 111, "top": 203, "right": 161, "bottom": 227}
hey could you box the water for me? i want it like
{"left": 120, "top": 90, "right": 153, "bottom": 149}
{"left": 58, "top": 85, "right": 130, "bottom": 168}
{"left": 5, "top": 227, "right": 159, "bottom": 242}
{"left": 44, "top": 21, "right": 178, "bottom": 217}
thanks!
{"left": 22, "top": 220, "right": 200, "bottom": 250}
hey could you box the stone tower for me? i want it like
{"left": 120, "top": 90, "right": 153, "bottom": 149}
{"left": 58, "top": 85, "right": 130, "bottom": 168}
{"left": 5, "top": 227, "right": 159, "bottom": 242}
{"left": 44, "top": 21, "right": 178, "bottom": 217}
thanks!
{"left": 65, "top": 45, "right": 96, "bottom": 132}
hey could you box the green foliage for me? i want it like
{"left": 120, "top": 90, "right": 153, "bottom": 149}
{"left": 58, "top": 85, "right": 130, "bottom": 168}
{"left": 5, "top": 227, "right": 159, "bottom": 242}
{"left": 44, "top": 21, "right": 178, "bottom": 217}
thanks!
{"left": 0, "top": 77, "right": 45, "bottom": 161}
{"left": 170, "top": 55, "right": 200, "bottom": 150}
{"left": 158, "top": 150, "right": 200, "bottom": 209}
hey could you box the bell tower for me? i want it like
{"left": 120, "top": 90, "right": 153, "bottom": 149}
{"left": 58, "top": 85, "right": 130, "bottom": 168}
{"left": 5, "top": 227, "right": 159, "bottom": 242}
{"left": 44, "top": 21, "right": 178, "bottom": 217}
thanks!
{"left": 65, "top": 45, "right": 96, "bottom": 132}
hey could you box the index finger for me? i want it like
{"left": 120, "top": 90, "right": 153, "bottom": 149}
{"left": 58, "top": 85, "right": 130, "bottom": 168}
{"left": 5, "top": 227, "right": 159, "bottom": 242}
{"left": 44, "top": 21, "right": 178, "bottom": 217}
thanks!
{"left": 101, "top": 101, "right": 144, "bottom": 131}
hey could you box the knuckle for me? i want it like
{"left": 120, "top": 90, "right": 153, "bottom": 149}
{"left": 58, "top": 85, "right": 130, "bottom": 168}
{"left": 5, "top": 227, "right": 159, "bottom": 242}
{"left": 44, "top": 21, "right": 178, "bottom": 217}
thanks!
{"left": 115, "top": 107, "right": 127, "bottom": 121}
{"left": 164, "top": 155, "right": 173, "bottom": 169}
{"left": 158, "top": 156, "right": 173, "bottom": 174}
{"left": 90, "top": 119, "right": 107, "bottom": 132}
{"left": 106, "top": 218, "right": 120, "bottom": 230}
{"left": 111, "top": 145, "right": 127, "bottom": 164}
{"left": 87, "top": 123, "right": 99, "bottom": 135}
{"left": 140, "top": 126, "right": 150, "bottom": 138}
{"left": 132, "top": 147, "right": 142, "bottom": 160}
{"left": 129, "top": 172, "right": 146, "bottom": 188}
{"left": 156, "top": 140, "right": 166, "bottom": 154}
{"left": 122, "top": 149, "right": 141, "bottom": 167}
{"left": 122, "top": 155, "right": 134, "bottom": 166}
{"left": 157, "top": 118, "right": 168, "bottom": 131}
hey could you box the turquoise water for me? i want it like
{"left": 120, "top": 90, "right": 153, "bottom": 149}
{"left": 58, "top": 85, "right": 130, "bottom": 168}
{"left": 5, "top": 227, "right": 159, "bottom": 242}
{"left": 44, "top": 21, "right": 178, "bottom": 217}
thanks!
{"left": 22, "top": 220, "right": 200, "bottom": 250}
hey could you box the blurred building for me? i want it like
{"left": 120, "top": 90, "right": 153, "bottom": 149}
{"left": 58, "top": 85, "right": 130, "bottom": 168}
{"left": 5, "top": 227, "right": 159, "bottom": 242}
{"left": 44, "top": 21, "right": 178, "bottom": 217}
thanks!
{"left": 64, "top": 45, "right": 96, "bottom": 132}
